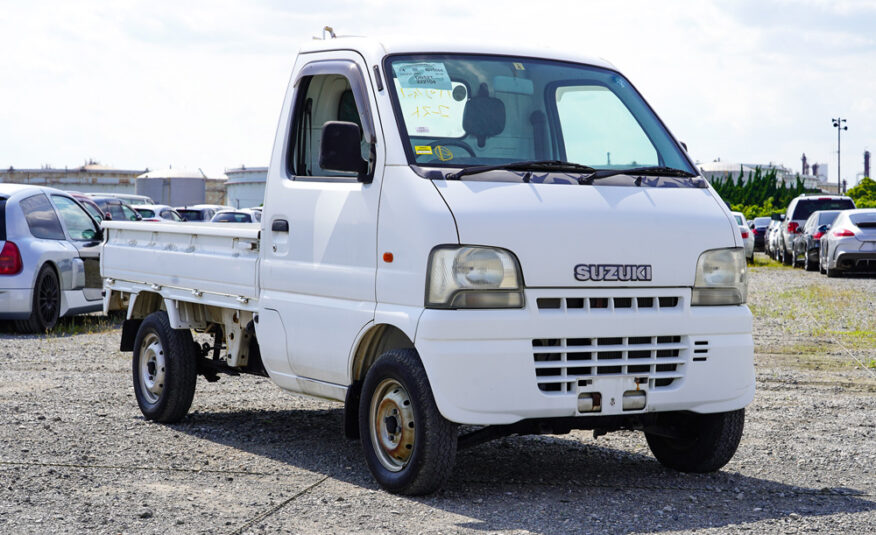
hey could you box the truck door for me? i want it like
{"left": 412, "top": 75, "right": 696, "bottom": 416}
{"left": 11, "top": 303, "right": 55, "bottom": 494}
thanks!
{"left": 260, "top": 52, "right": 383, "bottom": 385}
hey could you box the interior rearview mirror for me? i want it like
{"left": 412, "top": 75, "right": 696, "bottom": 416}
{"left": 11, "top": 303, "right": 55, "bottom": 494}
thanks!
{"left": 319, "top": 121, "right": 370, "bottom": 182}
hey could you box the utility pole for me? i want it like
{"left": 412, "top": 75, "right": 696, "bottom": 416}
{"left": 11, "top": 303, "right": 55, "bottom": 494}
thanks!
{"left": 832, "top": 118, "right": 847, "bottom": 194}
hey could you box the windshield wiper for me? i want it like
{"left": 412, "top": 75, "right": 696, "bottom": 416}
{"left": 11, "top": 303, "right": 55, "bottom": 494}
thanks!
{"left": 588, "top": 166, "right": 697, "bottom": 180}
{"left": 446, "top": 160, "right": 596, "bottom": 181}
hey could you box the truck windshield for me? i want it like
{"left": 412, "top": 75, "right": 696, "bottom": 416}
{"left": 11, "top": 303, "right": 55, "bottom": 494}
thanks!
{"left": 385, "top": 54, "right": 696, "bottom": 183}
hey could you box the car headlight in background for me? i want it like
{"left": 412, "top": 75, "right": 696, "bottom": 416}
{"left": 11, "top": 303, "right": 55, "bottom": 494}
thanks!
{"left": 692, "top": 248, "right": 747, "bottom": 305}
{"left": 426, "top": 246, "right": 524, "bottom": 308}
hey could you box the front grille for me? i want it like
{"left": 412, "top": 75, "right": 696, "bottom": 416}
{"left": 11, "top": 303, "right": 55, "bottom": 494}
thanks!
{"left": 532, "top": 336, "right": 687, "bottom": 394}
{"left": 536, "top": 296, "right": 680, "bottom": 311}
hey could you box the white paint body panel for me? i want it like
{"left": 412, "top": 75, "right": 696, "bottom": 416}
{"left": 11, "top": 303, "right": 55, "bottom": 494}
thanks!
{"left": 100, "top": 40, "right": 754, "bottom": 426}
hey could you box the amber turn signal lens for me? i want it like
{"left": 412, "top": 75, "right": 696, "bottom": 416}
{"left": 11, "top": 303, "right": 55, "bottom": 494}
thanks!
{"left": 383, "top": 252, "right": 394, "bottom": 263}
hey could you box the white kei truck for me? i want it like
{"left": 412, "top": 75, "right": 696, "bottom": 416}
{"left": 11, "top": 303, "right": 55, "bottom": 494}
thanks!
{"left": 101, "top": 35, "right": 754, "bottom": 495}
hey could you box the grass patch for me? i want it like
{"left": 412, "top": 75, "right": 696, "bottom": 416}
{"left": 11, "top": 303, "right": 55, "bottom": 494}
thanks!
{"left": 0, "top": 313, "right": 122, "bottom": 337}
{"left": 749, "top": 254, "right": 791, "bottom": 269}
{"left": 51, "top": 314, "right": 123, "bottom": 336}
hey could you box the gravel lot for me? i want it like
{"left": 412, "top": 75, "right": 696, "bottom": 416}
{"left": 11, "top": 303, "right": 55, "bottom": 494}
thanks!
{"left": 1, "top": 261, "right": 874, "bottom": 534}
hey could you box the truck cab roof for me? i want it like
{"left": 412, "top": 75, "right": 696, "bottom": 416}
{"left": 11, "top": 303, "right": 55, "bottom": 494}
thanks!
{"left": 298, "top": 36, "right": 616, "bottom": 72}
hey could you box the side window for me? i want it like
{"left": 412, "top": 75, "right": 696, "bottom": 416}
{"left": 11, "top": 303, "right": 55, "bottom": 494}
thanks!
{"left": 108, "top": 202, "right": 126, "bottom": 220}
{"left": 81, "top": 202, "right": 104, "bottom": 222}
{"left": 52, "top": 196, "right": 99, "bottom": 240}
{"left": 121, "top": 204, "right": 139, "bottom": 221}
{"left": 555, "top": 85, "right": 658, "bottom": 167}
{"left": 19, "top": 194, "right": 65, "bottom": 240}
{"left": 288, "top": 73, "right": 369, "bottom": 179}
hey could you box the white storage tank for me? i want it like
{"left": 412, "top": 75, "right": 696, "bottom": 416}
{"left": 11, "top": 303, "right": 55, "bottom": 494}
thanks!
{"left": 225, "top": 166, "right": 267, "bottom": 209}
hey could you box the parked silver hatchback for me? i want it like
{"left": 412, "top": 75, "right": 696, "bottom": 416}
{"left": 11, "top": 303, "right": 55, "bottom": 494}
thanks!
{"left": 0, "top": 184, "right": 103, "bottom": 332}
{"left": 819, "top": 208, "right": 876, "bottom": 277}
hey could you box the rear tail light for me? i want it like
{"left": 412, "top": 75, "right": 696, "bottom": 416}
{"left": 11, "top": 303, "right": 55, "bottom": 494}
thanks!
{"left": 787, "top": 222, "right": 800, "bottom": 234}
{"left": 813, "top": 231, "right": 824, "bottom": 240}
{"left": 751, "top": 229, "right": 759, "bottom": 235}
{"left": 0, "top": 241, "right": 23, "bottom": 275}
{"left": 833, "top": 229, "right": 855, "bottom": 237}
{"left": 741, "top": 231, "right": 749, "bottom": 239}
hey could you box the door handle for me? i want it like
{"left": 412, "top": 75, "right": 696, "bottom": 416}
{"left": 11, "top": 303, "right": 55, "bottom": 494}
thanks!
{"left": 271, "top": 219, "right": 289, "bottom": 232}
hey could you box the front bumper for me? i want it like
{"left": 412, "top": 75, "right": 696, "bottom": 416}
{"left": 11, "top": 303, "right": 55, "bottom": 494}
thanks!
{"left": 0, "top": 288, "right": 33, "bottom": 319}
{"left": 415, "top": 287, "right": 754, "bottom": 425}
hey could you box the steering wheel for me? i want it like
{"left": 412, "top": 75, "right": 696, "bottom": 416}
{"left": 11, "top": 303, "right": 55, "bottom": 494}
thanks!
{"left": 427, "top": 140, "right": 477, "bottom": 159}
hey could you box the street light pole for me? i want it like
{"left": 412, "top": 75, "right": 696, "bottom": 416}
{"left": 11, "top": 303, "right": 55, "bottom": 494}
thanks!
{"left": 832, "top": 117, "right": 847, "bottom": 194}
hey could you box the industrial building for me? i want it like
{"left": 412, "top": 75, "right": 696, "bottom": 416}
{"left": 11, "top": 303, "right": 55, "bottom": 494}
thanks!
{"left": 136, "top": 167, "right": 227, "bottom": 206}
{"left": 0, "top": 161, "right": 146, "bottom": 194}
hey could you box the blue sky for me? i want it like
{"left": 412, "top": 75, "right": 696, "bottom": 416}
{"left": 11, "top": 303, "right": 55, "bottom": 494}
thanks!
{"left": 0, "top": 0, "right": 873, "bottom": 186}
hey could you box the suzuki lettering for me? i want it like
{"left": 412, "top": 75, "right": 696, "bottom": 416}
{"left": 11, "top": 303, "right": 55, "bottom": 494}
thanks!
{"left": 574, "top": 264, "right": 653, "bottom": 282}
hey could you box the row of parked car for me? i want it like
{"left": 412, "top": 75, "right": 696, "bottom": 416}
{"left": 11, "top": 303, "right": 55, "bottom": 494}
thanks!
{"left": 754, "top": 194, "right": 876, "bottom": 277}
{"left": 63, "top": 192, "right": 263, "bottom": 224}
{"left": 0, "top": 184, "right": 262, "bottom": 333}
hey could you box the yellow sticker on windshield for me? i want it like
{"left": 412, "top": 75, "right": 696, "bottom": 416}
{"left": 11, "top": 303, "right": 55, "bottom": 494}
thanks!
{"left": 513, "top": 62, "right": 525, "bottom": 70}
{"left": 415, "top": 145, "right": 433, "bottom": 155}
{"left": 435, "top": 146, "right": 454, "bottom": 161}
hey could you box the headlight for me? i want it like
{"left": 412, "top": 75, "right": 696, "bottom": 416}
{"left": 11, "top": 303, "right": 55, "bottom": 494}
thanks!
{"left": 691, "top": 248, "right": 747, "bottom": 306}
{"left": 426, "top": 246, "right": 524, "bottom": 308}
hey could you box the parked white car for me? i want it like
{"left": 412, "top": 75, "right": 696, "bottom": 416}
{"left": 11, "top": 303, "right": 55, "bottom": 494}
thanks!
{"left": 731, "top": 211, "right": 754, "bottom": 262}
{"left": 1, "top": 184, "right": 103, "bottom": 332}
{"left": 134, "top": 204, "right": 184, "bottom": 222}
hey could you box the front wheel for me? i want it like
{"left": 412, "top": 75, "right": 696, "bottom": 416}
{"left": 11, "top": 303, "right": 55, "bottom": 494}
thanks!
{"left": 132, "top": 311, "right": 197, "bottom": 423}
{"left": 359, "top": 349, "right": 457, "bottom": 495}
{"left": 645, "top": 409, "right": 744, "bottom": 473}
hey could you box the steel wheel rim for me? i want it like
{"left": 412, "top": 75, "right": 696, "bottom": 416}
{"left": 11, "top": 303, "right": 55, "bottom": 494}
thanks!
{"left": 138, "top": 333, "right": 166, "bottom": 404}
{"left": 369, "top": 378, "right": 416, "bottom": 472}
{"left": 37, "top": 273, "right": 58, "bottom": 324}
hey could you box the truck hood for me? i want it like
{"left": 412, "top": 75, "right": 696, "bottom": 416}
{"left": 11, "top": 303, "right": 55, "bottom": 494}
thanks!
{"left": 433, "top": 180, "right": 737, "bottom": 287}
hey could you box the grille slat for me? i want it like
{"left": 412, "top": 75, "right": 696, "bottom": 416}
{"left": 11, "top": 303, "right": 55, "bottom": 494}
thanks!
{"left": 531, "top": 343, "right": 686, "bottom": 354}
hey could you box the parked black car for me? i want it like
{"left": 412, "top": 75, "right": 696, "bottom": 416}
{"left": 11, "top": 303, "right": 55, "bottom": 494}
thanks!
{"left": 791, "top": 210, "right": 842, "bottom": 271}
{"left": 89, "top": 196, "right": 142, "bottom": 222}
{"left": 749, "top": 216, "right": 771, "bottom": 251}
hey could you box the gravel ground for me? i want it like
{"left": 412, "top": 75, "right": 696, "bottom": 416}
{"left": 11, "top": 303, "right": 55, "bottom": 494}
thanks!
{"left": 1, "top": 262, "right": 874, "bottom": 534}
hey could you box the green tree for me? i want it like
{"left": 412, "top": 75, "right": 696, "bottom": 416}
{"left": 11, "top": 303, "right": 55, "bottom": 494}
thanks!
{"left": 847, "top": 177, "right": 876, "bottom": 208}
{"left": 709, "top": 167, "right": 819, "bottom": 218}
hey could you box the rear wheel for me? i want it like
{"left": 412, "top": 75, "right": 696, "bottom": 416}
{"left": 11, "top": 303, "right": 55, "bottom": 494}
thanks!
{"left": 781, "top": 243, "right": 793, "bottom": 266}
{"left": 15, "top": 265, "right": 60, "bottom": 333}
{"left": 359, "top": 349, "right": 457, "bottom": 495}
{"left": 132, "top": 311, "right": 197, "bottom": 422}
{"left": 804, "top": 252, "right": 817, "bottom": 272}
{"left": 645, "top": 409, "right": 745, "bottom": 473}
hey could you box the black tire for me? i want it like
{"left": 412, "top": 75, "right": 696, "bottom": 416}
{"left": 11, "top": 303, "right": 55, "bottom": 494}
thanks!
{"left": 15, "top": 265, "right": 61, "bottom": 333}
{"left": 645, "top": 409, "right": 744, "bottom": 473}
{"left": 826, "top": 265, "right": 840, "bottom": 278}
{"left": 132, "top": 311, "right": 197, "bottom": 423}
{"left": 781, "top": 243, "right": 793, "bottom": 266}
{"left": 359, "top": 349, "right": 457, "bottom": 495}
{"left": 804, "top": 252, "right": 817, "bottom": 272}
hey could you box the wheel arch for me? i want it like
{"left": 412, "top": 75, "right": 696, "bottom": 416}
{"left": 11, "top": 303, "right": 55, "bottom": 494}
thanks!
{"left": 127, "top": 291, "right": 165, "bottom": 320}
{"left": 350, "top": 323, "right": 416, "bottom": 383}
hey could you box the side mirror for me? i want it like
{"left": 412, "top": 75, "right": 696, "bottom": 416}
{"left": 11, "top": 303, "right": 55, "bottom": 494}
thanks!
{"left": 319, "top": 121, "right": 370, "bottom": 182}
{"left": 104, "top": 211, "right": 113, "bottom": 220}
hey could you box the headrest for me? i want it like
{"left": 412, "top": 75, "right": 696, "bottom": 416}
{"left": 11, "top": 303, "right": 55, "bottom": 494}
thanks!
{"left": 463, "top": 83, "right": 505, "bottom": 147}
